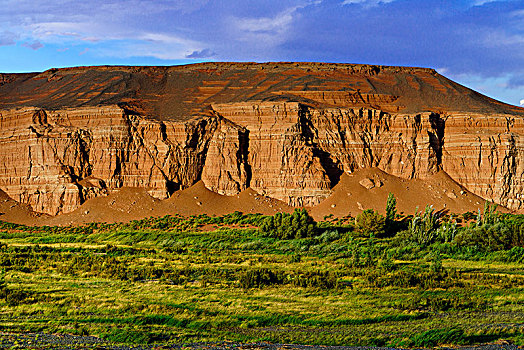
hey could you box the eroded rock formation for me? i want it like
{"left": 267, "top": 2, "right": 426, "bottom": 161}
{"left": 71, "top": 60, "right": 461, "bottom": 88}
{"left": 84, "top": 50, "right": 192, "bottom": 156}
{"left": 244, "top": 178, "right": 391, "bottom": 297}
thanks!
{"left": 0, "top": 62, "right": 522, "bottom": 214}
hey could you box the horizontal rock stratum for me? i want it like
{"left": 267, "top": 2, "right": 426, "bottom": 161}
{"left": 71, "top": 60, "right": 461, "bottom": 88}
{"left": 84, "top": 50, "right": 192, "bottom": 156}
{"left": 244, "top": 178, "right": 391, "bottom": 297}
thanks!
{"left": 0, "top": 62, "right": 523, "bottom": 215}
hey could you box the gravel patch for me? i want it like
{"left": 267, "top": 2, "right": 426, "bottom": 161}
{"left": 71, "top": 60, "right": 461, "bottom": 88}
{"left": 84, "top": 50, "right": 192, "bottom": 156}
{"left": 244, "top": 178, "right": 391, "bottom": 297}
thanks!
{"left": 0, "top": 333, "right": 521, "bottom": 350}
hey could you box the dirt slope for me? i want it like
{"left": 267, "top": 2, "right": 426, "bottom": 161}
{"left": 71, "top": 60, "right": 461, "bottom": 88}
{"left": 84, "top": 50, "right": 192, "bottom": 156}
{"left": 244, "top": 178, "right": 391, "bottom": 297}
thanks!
{"left": 0, "top": 169, "right": 501, "bottom": 226}
{"left": 0, "top": 189, "right": 49, "bottom": 225}
{"left": 40, "top": 182, "right": 294, "bottom": 226}
{"left": 309, "top": 168, "right": 496, "bottom": 220}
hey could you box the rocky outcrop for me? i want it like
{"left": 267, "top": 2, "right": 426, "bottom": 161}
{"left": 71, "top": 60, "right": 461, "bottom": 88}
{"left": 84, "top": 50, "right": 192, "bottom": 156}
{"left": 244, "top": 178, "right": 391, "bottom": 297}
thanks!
{"left": 208, "top": 103, "right": 333, "bottom": 206}
{"left": 0, "top": 62, "right": 523, "bottom": 214}
{"left": 0, "top": 106, "right": 217, "bottom": 214}
{"left": 201, "top": 116, "right": 251, "bottom": 196}
{"left": 442, "top": 113, "right": 524, "bottom": 209}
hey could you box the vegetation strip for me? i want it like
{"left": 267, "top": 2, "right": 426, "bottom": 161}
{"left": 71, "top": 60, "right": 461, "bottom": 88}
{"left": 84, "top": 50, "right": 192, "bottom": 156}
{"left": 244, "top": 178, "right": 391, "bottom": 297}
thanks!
{"left": 0, "top": 199, "right": 524, "bottom": 346}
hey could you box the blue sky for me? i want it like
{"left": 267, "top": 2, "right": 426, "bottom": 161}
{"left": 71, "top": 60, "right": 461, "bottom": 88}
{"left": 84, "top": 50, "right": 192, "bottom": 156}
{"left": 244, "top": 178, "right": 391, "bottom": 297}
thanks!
{"left": 0, "top": 0, "right": 523, "bottom": 106}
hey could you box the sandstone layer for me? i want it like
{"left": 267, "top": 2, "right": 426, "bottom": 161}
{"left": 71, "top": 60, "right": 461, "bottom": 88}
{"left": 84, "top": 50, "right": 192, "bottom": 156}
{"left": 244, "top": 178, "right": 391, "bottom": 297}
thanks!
{"left": 0, "top": 62, "right": 523, "bottom": 216}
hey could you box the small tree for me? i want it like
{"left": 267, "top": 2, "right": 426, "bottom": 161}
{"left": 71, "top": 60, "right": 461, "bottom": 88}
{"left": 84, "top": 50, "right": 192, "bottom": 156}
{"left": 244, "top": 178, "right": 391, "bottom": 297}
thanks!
{"left": 386, "top": 192, "right": 397, "bottom": 223}
{"left": 355, "top": 209, "right": 386, "bottom": 237}
{"left": 482, "top": 201, "right": 499, "bottom": 226}
{"left": 293, "top": 208, "right": 316, "bottom": 238}
{"left": 385, "top": 192, "right": 397, "bottom": 235}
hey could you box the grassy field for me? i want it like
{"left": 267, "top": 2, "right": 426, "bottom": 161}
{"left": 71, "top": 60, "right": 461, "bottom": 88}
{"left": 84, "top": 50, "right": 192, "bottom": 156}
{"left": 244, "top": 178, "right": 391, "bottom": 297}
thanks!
{"left": 1, "top": 207, "right": 524, "bottom": 347}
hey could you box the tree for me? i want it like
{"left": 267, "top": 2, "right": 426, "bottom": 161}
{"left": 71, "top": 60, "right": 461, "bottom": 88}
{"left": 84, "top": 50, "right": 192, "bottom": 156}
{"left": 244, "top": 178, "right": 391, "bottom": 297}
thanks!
{"left": 355, "top": 209, "right": 386, "bottom": 237}
{"left": 481, "top": 201, "right": 499, "bottom": 226}
{"left": 386, "top": 192, "right": 397, "bottom": 223}
{"left": 385, "top": 192, "right": 398, "bottom": 235}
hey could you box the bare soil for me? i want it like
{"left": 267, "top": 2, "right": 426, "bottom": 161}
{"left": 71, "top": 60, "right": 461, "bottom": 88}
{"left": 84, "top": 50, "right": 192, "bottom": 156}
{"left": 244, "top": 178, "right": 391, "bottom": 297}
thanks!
{"left": 0, "top": 168, "right": 504, "bottom": 226}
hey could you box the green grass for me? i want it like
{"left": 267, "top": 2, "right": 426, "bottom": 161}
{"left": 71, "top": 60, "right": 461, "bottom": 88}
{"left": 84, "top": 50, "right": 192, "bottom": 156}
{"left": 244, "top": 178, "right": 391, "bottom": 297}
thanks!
{"left": 0, "top": 212, "right": 524, "bottom": 346}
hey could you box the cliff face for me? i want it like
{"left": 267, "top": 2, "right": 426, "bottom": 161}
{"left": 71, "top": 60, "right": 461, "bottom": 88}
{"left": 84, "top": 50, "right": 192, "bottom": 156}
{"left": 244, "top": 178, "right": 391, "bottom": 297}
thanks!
{"left": 0, "top": 62, "right": 523, "bottom": 215}
{"left": 442, "top": 114, "right": 524, "bottom": 209}
{"left": 0, "top": 106, "right": 216, "bottom": 214}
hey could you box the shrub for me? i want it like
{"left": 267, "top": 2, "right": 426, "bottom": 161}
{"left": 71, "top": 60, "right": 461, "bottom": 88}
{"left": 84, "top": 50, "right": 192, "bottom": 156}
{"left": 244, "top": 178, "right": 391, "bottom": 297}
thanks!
{"left": 453, "top": 223, "right": 518, "bottom": 251}
{"left": 291, "top": 270, "right": 339, "bottom": 289}
{"left": 435, "top": 218, "right": 458, "bottom": 243}
{"left": 504, "top": 246, "right": 524, "bottom": 262}
{"left": 377, "top": 252, "right": 395, "bottom": 272}
{"left": 462, "top": 211, "right": 476, "bottom": 221}
{"left": 395, "top": 205, "right": 442, "bottom": 246}
{"left": 402, "top": 293, "right": 490, "bottom": 312}
{"left": 355, "top": 209, "right": 385, "bottom": 237}
{"left": 259, "top": 209, "right": 316, "bottom": 239}
{"left": 239, "top": 268, "right": 339, "bottom": 290}
{"left": 385, "top": 192, "right": 397, "bottom": 222}
{"left": 0, "top": 271, "right": 38, "bottom": 306}
{"left": 364, "top": 262, "right": 459, "bottom": 289}
{"left": 317, "top": 230, "right": 341, "bottom": 243}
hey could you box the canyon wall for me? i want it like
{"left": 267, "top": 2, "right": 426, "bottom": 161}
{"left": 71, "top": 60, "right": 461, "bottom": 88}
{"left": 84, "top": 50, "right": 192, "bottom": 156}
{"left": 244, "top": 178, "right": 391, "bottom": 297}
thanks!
{"left": 1, "top": 102, "right": 523, "bottom": 214}
{"left": 0, "top": 106, "right": 216, "bottom": 214}
{"left": 1, "top": 63, "right": 523, "bottom": 215}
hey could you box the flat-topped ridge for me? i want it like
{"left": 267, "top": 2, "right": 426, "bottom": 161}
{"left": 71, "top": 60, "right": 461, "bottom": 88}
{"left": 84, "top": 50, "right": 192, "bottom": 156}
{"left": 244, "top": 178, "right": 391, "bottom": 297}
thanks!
{"left": 0, "top": 62, "right": 522, "bottom": 121}
{"left": 32, "top": 62, "right": 438, "bottom": 75}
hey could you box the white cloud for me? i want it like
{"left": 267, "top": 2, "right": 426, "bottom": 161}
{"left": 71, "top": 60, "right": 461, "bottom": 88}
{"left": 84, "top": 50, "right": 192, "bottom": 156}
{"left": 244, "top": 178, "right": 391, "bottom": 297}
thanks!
{"left": 25, "top": 20, "right": 207, "bottom": 60}
{"left": 483, "top": 31, "right": 524, "bottom": 46}
{"left": 0, "top": 0, "right": 316, "bottom": 62}
{"left": 232, "top": 6, "right": 299, "bottom": 49}
{"left": 511, "top": 9, "right": 524, "bottom": 17}
{"left": 30, "top": 22, "right": 84, "bottom": 39}
{"left": 93, "top": 32, "right": 205, "bottom": 60}
{"left": 0, "top": 0, "right": 207, "bottom": 58}
{"left": 139, "top": 33, "right": 197, "bottom": 46}
{"left": 342, "top": 0, "right": 395, "bottom": 6}
{"left": 473, "top": 0, "right": 492, "bottom": 5}
{"left": 235, "top": 9, "right": 294, "bottom": 34}
{"left": 520, "top": 99, "right": 524, "bottom": 106}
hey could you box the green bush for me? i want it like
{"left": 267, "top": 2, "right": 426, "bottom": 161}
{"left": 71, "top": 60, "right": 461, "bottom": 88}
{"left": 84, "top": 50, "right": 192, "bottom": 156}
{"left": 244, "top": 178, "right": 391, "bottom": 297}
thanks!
{"left": 395, "top": 205, "right": 442, "bottom": 246}
{"left": 259, "top": 209, "right": 316, "bottom": 239}
{"left": 239, "top": 268, "right": 339, "bottom": 290}
{"left": 481, "top": 201, "right": 500, "bottom": 225}
{"left": 377, "top": 252, "right": 395, "bottom": 272}
{"left": 384, "top": 192, "right": 404, "bottom": 236}
{"left": 355, "top": 209, "right": 385, "bottom": 237}
{"left": 435, "top": 219, "right": 458, "bottom": 243}
{"left": 454, "top": 223, "right": 518, "bottom": 251}
{"left": 364, "top": 265, "right": 459, "bottom": 289}
{"left": 504, "top": 246, "right": 524, "bottom": 262}
{"left": 385, "top": 192, "right": 397, "bottom": 223}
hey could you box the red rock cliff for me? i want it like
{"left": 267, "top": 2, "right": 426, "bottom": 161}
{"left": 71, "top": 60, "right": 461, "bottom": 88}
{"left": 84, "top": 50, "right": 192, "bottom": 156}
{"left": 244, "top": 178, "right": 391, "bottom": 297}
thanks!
{"left": 0, "top": 62, "right": 522, "bottom": 214}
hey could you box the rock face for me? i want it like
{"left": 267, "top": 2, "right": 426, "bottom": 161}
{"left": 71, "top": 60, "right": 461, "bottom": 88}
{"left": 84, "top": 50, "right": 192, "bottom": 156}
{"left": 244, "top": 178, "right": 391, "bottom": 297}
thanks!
{"left": 0, "top": 106, "right": 216, "bottom": 214}
{"left": 0, "top": 62, "right": 523, "bottom": 215}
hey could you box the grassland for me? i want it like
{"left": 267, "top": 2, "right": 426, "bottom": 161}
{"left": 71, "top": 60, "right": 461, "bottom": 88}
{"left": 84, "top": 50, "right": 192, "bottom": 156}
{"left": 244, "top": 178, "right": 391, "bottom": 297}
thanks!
{"left": 1, "top": 207, "right": 524, "bottom": 347}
